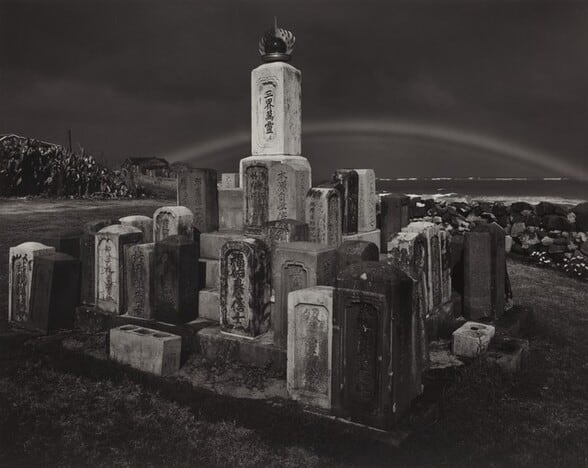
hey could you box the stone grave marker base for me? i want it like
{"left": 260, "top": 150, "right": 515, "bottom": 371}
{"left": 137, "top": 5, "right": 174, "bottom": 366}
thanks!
{"left": 198, "top": 327, "right": 285, "bottom": 373}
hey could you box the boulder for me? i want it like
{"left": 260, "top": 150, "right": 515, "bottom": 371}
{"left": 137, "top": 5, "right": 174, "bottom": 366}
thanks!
{"left": 511, "top": 201, "right": 533, "bottom": 213}
{"left": 573, "top": 202, "right": 588, "bottom": 231}
{"left": 535, "top": 201, "right": 556, "bottom": 217}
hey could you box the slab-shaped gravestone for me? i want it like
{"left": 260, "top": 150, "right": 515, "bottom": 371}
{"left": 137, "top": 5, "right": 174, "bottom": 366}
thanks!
{"left": 403, "top": 221, "right": 448, "bottom": 312}
{"left": 119, "top": 215, "right": 154, "bottom": 243}
{"left": 287, "top": 286, "right": 335, "bottom": 409}
{"left": 37, "top": 229, "right": 83, "bottom": 259}
{"left": 333, "top": 261, "right": 417, "bottom": 430}
{"left": 272, "top": 242, "right": 337, "bottom": 349}
{"left": 221, "top": 173, "right": 239, "bottom": 188}
{"left": 124, "top": 243, "right": 155, "bottom": 319}
{"left": 464, "top": 222, "right": 506, "bottom": 320}
{"left": 263, "top": 219, "right": 308, "bottom": 250}
{"left": 8, "top": 242, "right": 55, "bottom": 324}
{"left": 29, "top": 252, "right": 80, "bottom": 333}
{"left": 336, "top": 240, "right": 379, "bottom": 271}
{"left": 177, "top": 168, "right": 219, "bottom": 233}
{"left": 244, "top": 164, "right": 269, "bottom": 231}
{"left": 355, "top": 169, "right": 377, "bottom": 233}
{"left": 251, "top": 61, "right": 301, "bottom": 156}
{"left": 386, "top": 230, "right": 431, "bottom": 382}
{"left": 220, "top": 238, "right": 270, "bottom": 338}
{"left": 219, "top": 188, "right": 244, "bottom": 231}
{"left": 241, "top": 156, "right": 311, "bottom": 232}
{"left": 380, "top": 193, "right": 409, "bottom": 252}
{"left": 95, "top": 224, "right": 143, "bottom": 314}
{"left": 153, "top": 206, "right": 194, "bottom": 242}
{"left": 305, "top": 187, "right": 342, "bottom": 246}
{"left": 80, "top": 219, "right": 120, "bottom": 305}
{"left": 153, "top": 235, "right": 200, "bottom": 324}
{"left": 333, "top": 169, "right": 359, "bottom": 234}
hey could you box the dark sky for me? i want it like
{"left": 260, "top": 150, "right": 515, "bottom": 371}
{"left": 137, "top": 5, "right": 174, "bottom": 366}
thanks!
{"left": 1, "top": 0, "right": 587, "bottom": 179}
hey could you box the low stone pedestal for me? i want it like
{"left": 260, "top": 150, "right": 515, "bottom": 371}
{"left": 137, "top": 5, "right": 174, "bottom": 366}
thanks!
{"left": 110, "top": 325, "right": 182, "bottom": 376}
{"left": 451, "top": 321, "right": 496, "bottom": 358}
{"left": 197, "top": 326, "right": 285, "bottom": 373}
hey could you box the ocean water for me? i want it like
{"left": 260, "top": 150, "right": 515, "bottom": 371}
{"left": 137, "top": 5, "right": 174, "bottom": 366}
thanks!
{"left": 377, "top": 177, "right": 588, "bottom": 205}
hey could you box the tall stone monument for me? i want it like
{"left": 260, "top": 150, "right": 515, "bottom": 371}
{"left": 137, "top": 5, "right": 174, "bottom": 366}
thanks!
{"left": 240, "top": 21, "right": 311, "bottom": 232}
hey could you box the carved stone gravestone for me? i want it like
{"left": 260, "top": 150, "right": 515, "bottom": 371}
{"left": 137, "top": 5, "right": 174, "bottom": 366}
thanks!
{"left": 262, "top": 219, "right": 308, "bottom": 250}
{"left": 355, "top": 169, "right": 377, "bottom": 233}
{"left": 153, "top": 236, "right": 200, "bottom": 324}
{"left": 29, "top": 252, "right": 80, "bottom": 333}
{"left": 333, "top": 169, "right": 359, "bottom": 234}
{"left": 336, "top": 240, "right": 379, "bottom": 271}
{"left": 244, "top": 164, "right": 269, "bottom": 232}
{"left": 268, "top": 163, "right": 298, "bottom": 221}
{"left": 333, "top": 261, "right": 417, "bottom": 430}
{"left": 241, "top": 156, "right": 312, "bottom": 232}
{"left": 464, "top": 222, "right": 506, "bottom": 320}
{"left": 219, "top": 238, "right": 270, "bottom": 338}
{"left": 119, "top": 215, "right": 154, "bottom": 243}
{"left": 153, "top": 206, "right": 194, "bottom": 242}
{"left": 251, "top": 61, "right": 301, "bottom": 156}
{"left": 124, "top": 243, "right": 155, "bottom": 319}
{"left": 80, "top": 219, "right": 119, "bottom": 305}
{"left": 380, "top": 193, "right": 410, "bottom": 252}
{"left": 272, "top": 241, "right": 337, "bottom": 348}
{"left": 287, "top": 286, "right": 335, "bottom": 409}
{"left": 8, "top": 242, "right": 55, "bottom": 324}
{"left": 386, "top": 230, "right": 431, "bottom": 386}
{"left": 305, "top": 187, "right": 342, "bottom": 246}
{"left": 95, "top": 224, "right": 143, "bottom": 314}
{"left": 177, "top": 168, "right": 219, "bottom": 233}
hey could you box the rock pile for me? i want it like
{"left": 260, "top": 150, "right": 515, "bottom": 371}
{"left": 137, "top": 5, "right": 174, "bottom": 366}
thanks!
{"left": 406, "top": 198, "right": 588, "bottom": 280}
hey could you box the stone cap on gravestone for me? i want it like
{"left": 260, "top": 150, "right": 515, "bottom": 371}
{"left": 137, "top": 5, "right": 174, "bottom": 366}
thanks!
{"left": 97, "top": 224, "right": 143, "bottom": 236}
{"left": 337, "top": 260, "right": 412, "bottom": 300}
{"left": 119, "top": 215, "right": 154, "bottom": 243}
{"left": 84, "top": 219, "right": 120, "bottom": 234}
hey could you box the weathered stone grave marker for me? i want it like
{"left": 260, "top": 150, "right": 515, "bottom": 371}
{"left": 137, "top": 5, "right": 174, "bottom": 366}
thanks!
{"left": 153, "top": 206, "right": 194, "bottom": 242}
{"left": 336, "top": 240, "right": 379, "bottom": 271}
{"left": 305, "top": 187, "right": 342, "bottom": 246}
{"left": 333, "top": 169, "right": 359, "bottom": 234}
{"left": 333, "top": 261, "right": 417, "bottom": 430}
{"left": 153, "top": 235, "right": 200, "bottom": 324}
{"left": 177, "top": 168, "right": 219, "bottom": 233}
{"left": 272, "top": 241, "right": 337, "bottom": 348}
{"left": 220, "top": 238, "right": 270, "bottom": 338}
{"left": 8, "top": 242, "right": 55, "bottom": 324}
{"left": 119, "top": 215, "right": 154, "bottom": 243}
{"left": 124, "top": 243, "right": 155, "bottom": 319}
{"left": 379, "top": 193, "right": 409, "bottom": 252}
{"left": 29, "top": 252, "right": 80, "bottom": 332}
{"left": 464, "top": 222, "right": 506, "bottom": 320}
{"left": 355, "top": 169, "right": 377, "bottom": 233}
{"left": 287, "top": 285, "right": 335, "bottom": 409}
{"left": 95, "top": 224, "right": 143, "bottom": 314}
{"left": 80, "top": 219, "right": 119, "bottom": 305}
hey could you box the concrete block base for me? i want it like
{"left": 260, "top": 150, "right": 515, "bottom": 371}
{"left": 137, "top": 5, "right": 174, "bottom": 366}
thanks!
{"left": 110, "top": 325, "right": 181, "bottom": 376}
{"left": 452, "top": 321, "right": 495, "bottom": 358}
{"left": 197, "top": 326, "right": 286, "bottom": 373}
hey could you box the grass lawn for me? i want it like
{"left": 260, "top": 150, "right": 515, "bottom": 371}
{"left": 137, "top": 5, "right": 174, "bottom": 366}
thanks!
{"left": 0, "top": 199, "right": 587, "bottom": 467}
